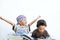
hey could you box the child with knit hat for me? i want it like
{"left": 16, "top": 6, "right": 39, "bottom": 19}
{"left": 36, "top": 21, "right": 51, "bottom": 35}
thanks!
{"left": 0, "top": 15, "right": 40, "bottom": 36}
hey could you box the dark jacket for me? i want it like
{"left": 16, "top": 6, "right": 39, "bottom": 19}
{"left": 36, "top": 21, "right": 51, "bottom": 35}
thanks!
{"left": 32, "top": 29, "right": 50, "bottom": 39}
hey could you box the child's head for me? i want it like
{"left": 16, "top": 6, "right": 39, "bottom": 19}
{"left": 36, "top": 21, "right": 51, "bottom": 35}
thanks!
{"left": 16, "top": 15, "right": 27, "bottom": 26}
{"left": 37, "top": 19, "right": 47, "bottom": 33}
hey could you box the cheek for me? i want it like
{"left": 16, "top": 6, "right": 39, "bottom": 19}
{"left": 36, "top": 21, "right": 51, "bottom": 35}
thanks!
{"left": 24, "top": 21, "right": 27, "bottom": 24}
{"left": 22, "top": 21, "right": 27, "bottom": 25}
{"left": 23, "top": 19, "right": 27, "bottom": 24}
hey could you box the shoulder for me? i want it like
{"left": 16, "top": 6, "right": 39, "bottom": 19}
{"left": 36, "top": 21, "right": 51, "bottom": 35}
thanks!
{"left": 32, "top": 29, "right": 38, "bottom": 34}
{"left": 44, "top": 30, "right": 49, "bottom": 34}
{"left": 12, "top": 24, "right": 19, "bottom": 30}
{"left": 44, "top": 30, "right": 50, "bottom": 37}
{"left": 44, "top": 30, "right": 48, "bottom": 33}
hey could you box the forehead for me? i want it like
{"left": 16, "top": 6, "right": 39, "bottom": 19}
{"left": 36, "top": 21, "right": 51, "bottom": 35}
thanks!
{"left": 22, "top": 18, "right": 27, "bottom": 20}
{"left": 38, "top": 25, "right": 46, "bottom": 29}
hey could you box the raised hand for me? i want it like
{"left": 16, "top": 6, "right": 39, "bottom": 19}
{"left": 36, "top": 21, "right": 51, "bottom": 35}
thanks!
{"left": 28, "top": 15, "right": 41, "bottom": 26}
{"left": 0, "top": 16, "right": 14, "bottom": 26}
{"left": 0, "top": 16, "right": 2, "bottom": 19}
{"left": 37, "top": 16, "right": 41, "bottom": 19}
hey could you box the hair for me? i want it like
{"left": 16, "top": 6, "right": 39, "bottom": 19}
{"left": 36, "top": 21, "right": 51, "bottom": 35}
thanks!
{"left": 36, "top": 19, "right": 47, "bottom": 27}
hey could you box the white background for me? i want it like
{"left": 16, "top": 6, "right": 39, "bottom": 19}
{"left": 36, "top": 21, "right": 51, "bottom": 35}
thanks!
{"left": 0, "top": 0, "right": 60, "bottom": 40}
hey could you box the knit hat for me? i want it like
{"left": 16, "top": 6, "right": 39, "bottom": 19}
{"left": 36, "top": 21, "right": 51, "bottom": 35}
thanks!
{"left": 16, "top": 15, "right": 26, "bottom": 22}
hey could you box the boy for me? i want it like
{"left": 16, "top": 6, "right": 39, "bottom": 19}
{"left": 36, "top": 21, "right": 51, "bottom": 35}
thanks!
{"left": 0, "top": 15, "right": 40, "bottom": 36}
{"left": 32, "top": 19, "right": 50, "bottom": 40}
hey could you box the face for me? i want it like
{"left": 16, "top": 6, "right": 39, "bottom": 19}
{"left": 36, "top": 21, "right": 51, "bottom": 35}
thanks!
{"left": 38, "top": 25, "right": 46, "bottom": 33}
{"left": 18, "top": 18, "right": 27, "bottom": 26}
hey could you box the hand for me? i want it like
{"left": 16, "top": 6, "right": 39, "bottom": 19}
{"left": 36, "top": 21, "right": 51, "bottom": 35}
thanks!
{"left": 0, "top": 16, "right": 2, "bottom": 19}
{"left": 37, "top": 16, "right": 41, "bottom": 19}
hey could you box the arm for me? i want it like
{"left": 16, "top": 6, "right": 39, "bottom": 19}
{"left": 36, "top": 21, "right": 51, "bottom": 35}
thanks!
{"left": 28, "top": 16, "right": 41, "bottom": 26}
{"left": 0, "top": 16, "right": 14, "bottom": 26}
